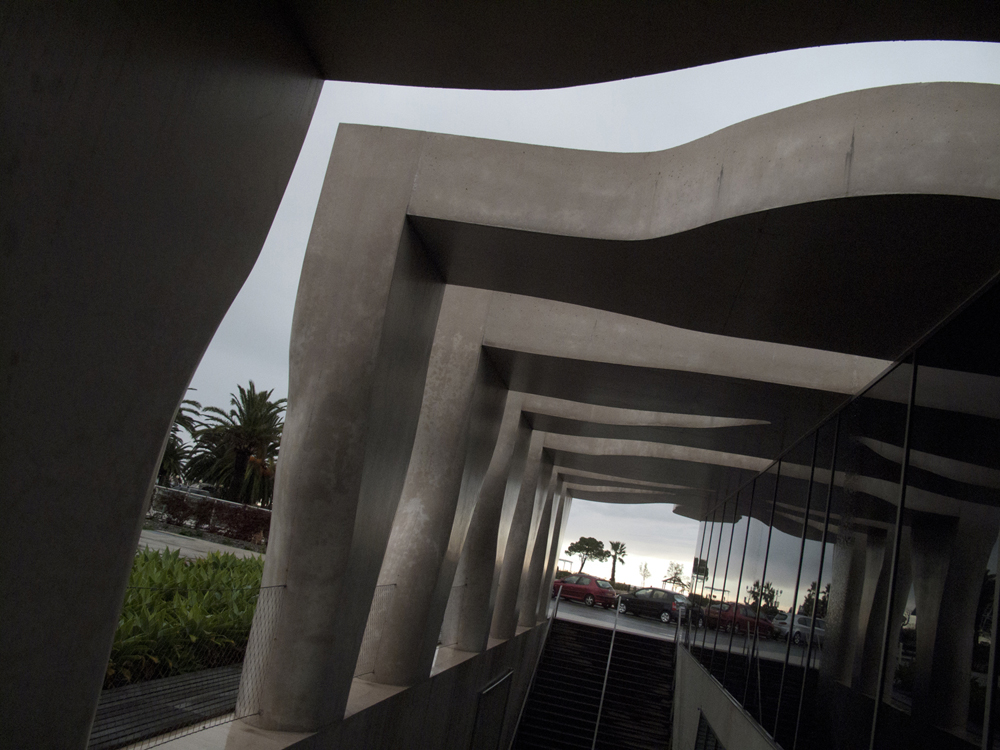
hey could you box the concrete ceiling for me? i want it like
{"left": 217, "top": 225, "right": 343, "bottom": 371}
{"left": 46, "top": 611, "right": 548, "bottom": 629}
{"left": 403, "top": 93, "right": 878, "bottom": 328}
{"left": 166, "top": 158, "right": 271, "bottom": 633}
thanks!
{"left": 285, "top": 1, "right": 1000, "bottom": 89}
{"left": 414, "top": 195, "right": 1000, "bottom": 360}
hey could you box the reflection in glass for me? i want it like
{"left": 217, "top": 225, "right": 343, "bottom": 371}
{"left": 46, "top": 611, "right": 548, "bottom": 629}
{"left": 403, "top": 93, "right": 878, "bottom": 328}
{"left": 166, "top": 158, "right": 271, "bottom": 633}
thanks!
{"left": 682, "top": 281, "right": 1000, "bottom": 749}
{"left": 873, "top": 292, "right": 1000, "bottom": 746}
{"left": 697, "top": 507, "right": 722, "bottom": 660}
{"left": 769, "top": 430, "right": 818, "bottom": 749}
{"left": 722, "top": 481, "right": 755, "bottom": 686}
{"left": 708, "top": 498, "right": 737, "bottom": 678}
{"left": 739, "top": 462, "right": 780, "bottom": 723}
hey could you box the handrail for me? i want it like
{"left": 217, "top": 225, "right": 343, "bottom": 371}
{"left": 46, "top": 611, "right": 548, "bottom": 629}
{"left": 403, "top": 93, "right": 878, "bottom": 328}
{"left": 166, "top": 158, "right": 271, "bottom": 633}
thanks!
{"left": 508, "top": 583, "right": 564, "bottom": 749}
{"left": 591, "top": 594, "right": 621, "bottom": 750}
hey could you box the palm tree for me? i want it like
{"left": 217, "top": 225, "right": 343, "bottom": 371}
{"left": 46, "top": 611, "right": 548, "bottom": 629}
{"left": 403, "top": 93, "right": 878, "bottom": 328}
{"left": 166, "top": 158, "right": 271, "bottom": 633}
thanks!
{"left": 157, "top": 398, "right": 201, "bottom": 484}
{"left": 608, "top": 541, "right": 627, "bottom": 583}
{"left": 186, "top": 382, "right": 286, "bottom": 506}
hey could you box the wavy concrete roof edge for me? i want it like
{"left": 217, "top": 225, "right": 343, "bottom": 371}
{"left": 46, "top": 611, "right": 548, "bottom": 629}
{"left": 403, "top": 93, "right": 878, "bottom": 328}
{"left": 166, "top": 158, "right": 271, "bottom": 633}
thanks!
{"left": 287, "top": 3, "right": 1000, "bottom": 90}
{"left": 396, "top": 82, "right": 1000, "bottom": 240}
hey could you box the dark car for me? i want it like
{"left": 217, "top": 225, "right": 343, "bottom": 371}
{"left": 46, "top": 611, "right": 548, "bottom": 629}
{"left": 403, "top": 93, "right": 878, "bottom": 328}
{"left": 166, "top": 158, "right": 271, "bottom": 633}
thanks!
{"left": 684, "top": 602, "right": 706, "bottom": 628}
{"left": 617, "top": 587, "right": 691, "bottom": 623}
{"left": 552, "top": 574, "right": 618, "bottom": 608}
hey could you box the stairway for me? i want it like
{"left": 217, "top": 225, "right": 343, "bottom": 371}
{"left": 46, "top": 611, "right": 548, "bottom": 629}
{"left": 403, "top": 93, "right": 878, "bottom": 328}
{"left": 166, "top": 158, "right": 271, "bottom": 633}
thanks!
{"left": 513, "top": 619, "right": 675, "bottom": 749}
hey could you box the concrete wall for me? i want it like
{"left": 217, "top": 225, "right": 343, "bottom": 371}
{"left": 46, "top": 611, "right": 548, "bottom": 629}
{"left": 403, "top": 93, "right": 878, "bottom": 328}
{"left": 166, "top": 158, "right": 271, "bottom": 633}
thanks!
{"left": 228, "top": 623, "right": 547, "bottom": 750}
{"left": 673, "top": 646, "right": 780, "bottom": 750}
{"left": 0, "top": 5, "right": 320, "bottom": 748}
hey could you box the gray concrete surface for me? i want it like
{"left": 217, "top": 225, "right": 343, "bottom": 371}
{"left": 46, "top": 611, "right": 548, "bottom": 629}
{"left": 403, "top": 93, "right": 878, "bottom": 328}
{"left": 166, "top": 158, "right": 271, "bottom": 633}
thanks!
{"left": 287, "top": 2, "right": 1000, "bottom": 89}
{"left": 137, "top": 530, "right": 263, "bottom": 560}
{"left": 0, "top": 7, "right": 319, "bottom": 748}
{"left": 242, "top": 82, "right": 1000, "bottom": 743}
{"left": 490, "top": 432, "right": 547, "bottom": 641}
{"left": 8, "top": 4, "right": 997, "bottom": 748}
{"left": 673, "top": 645, "right": 781, "bottom": 750}
{"left": 256, "top": 127, "right": 444, "bottom": 732}
{"left": 451, "top": 399, "right": 530, "bottom": 653}
{"left": 370, "top": 286, "right": 495, "bottom": 686}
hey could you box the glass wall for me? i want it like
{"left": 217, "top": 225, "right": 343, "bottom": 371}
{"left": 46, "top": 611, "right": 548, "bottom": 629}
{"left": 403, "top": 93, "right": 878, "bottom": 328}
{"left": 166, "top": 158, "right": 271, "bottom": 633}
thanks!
{"left": 685, "top": 280, "right": 1000, "bottom": 750}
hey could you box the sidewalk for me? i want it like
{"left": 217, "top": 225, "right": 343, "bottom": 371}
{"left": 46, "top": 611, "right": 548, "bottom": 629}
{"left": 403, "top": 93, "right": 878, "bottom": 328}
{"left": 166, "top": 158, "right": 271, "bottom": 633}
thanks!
{"left": 138, "top": 529, "right": 263, "bottom": 560}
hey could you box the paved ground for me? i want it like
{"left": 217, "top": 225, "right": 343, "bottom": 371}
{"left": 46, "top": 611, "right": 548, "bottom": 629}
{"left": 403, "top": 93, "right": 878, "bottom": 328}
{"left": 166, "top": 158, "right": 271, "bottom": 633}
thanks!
{"left": 137, "top": 529, "right": 263, "bottom": 560}
{"left": 552, "top": 599, "right": 821, "bottom": 668}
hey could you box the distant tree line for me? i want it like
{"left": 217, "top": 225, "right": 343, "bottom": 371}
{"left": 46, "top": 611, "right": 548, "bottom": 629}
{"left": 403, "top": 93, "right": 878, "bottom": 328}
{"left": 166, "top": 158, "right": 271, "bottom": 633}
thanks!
{"left": 157, "top": 382, "right": 285, "bottom": 508}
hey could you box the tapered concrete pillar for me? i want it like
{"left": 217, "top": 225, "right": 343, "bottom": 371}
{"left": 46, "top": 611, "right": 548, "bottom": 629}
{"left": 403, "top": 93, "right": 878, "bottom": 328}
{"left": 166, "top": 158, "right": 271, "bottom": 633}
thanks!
{"left": 491, "top": 431, "right": 547, "bottom": 640}
{"left": 536, "top": 489, "right": 571, "bottom": 621}
{"left": 518, "top": 463, "right": 556, "bottom": 628}
{"left": 853, "top": 529, "right": 889, "bottom": 694}
{"left": 370, "top": 286, "right": 504, "bottom": 686}
{"left": 911, "top": 506, "right": 999, "bottom": 731}
{"left": 453, "top": 403, "right": 531, "bottom": 652}
{"left": 256, "top": 127, "right": 445, "bottom": 731}
{"left": 879, "top": 528, "right": 912, "bottom": 701}
{"left": 826, "top": 529, "right": 868, "bottom": 686}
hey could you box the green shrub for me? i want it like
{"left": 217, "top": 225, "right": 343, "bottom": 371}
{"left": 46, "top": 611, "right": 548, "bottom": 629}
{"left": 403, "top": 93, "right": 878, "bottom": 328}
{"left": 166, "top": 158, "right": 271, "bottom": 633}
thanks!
{"left": 105, "top": 549, "right": 264, "bottom": 689}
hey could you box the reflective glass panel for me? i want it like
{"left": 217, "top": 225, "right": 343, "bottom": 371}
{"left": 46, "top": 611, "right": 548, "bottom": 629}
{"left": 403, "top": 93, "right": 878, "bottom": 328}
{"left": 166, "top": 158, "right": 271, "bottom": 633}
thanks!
{"left": 874, "top": 284, "right": 1000, "bottom": 749}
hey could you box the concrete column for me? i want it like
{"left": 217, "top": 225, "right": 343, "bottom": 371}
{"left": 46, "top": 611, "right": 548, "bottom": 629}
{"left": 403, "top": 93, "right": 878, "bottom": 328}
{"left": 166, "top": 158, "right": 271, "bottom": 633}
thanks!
{"left": 454, "top": 403, "right": 531, "bottom": 652}
{"left": 825, "top": 530, "right": 867, "bottom": 686}
{"left": 370, "top": 287, "right": 503, "bottom": 686}
{"left": 0, "top": 7, "right": 319, "bottom": 748}
{"left": 518, "top": 463, "right": 557, "bottom": 628}
{"left": 879, "top": 528, "right": 912, "bottom": 701}
{"left": 256, "top": 127, "right": 445, "bottom": 731}
{"left": 536, "top": 489, "right": 571, "bottom": 621}
{"left": 491, "top": 431, "right": 547, "bottom": 640}
{"left": 854, "top": 529, "right": 889, "bottom": 694}
{"left": 912, "top": 506, "right": 1000, "bottom": 731}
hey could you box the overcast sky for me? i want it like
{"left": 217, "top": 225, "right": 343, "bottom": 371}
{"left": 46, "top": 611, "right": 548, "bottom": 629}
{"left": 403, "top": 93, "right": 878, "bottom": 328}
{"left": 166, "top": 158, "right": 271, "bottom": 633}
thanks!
{"left": 189, "top": 41, "right": 1000, "bottom": 587}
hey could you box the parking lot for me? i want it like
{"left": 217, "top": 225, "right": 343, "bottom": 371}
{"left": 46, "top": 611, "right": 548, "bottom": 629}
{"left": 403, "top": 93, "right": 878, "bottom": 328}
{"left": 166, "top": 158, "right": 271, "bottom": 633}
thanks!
{"left": 551, "top": 598, "right": 821, "bottom": 668}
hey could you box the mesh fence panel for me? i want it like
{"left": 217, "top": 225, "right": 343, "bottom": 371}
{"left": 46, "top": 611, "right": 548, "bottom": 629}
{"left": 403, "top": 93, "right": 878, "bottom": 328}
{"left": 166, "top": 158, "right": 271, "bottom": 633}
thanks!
{"left": 354, "top": 584, "right": 396, "bottom": 677}
{"left": 88, "top": 585, "right": 283, "bottom": 750}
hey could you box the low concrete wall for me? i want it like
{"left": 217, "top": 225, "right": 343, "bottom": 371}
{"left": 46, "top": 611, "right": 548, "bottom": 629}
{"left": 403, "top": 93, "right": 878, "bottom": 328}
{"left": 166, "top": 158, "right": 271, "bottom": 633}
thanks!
{"left": 672, "top": 646, "right": 779, "bottom": 750}
{"left": 227, "top": 622, "right": 546, "bottom": 749}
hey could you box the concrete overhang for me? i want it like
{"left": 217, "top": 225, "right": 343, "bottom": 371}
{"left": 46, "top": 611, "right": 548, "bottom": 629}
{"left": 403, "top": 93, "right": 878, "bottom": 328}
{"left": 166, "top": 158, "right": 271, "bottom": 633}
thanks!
{"left": 305, "top": 82, "right": 1000, "bottom": 529}
{"left": 285, "top": 1, "right": 1000, "bottom": 89}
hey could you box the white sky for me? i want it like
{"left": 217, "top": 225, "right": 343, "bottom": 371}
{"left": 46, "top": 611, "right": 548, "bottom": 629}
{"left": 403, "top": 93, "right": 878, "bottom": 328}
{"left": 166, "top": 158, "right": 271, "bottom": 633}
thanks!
{"left": 189, "top": 41, "right": 1000, "bottom": 588}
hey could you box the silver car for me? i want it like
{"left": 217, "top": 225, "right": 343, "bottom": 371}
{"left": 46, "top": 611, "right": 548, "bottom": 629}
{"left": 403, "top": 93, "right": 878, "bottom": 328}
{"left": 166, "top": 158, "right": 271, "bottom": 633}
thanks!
{"left": 789, "top": 615, "right": 825, "bottom": 646}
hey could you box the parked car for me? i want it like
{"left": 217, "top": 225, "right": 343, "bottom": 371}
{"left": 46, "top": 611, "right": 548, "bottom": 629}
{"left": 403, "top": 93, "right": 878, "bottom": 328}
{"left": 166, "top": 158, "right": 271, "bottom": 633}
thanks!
{"left": 788, "top": 615, "right": 825, "bottom": 646}
{"left": 552, "top": 574, "right": 618, "bottom": 608}
{"left": 772, "top": 612, "right": 791, "bottom": 640}
{"left": 705, "top": 602, "right": 774, "bottom": 637}
{"left": 617, "top": 587, "right": 691, "bottom": 623}
{"left": 684, "top": 602, "right": 706, "bottom": 628}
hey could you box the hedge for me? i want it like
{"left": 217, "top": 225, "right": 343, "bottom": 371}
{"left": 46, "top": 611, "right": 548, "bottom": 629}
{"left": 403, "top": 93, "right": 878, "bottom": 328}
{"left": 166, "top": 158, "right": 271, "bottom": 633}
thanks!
{"left": 148, "top": 489, "right": 271, "bottom": 544}
{"left": 105, "top": 549, "right": 264, "bottom": 689}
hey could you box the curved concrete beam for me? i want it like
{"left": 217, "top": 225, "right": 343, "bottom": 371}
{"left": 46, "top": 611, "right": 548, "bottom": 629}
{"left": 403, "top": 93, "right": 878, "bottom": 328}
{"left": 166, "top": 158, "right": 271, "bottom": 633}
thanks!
{"left": 408, "top": 84, "right": 1000, "bottom": 358}
{"left": 545, "top": 433, "right": 771, "bottom": 474}
{"left": 409, "top": 84, "right": 1000, "bottom": 239}
{"left": 519, "top": 391, "right": 767, "bottom": 427}
{"left": 492, "top": 296, "right": 887, "bottom": 395}
{"left": 554, "top": 466, "right": 699, "bottom": 492}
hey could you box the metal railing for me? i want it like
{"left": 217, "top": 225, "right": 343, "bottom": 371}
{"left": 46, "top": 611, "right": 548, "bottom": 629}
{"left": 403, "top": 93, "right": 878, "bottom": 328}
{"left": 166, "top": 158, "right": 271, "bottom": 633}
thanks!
{"left": 509, "top": 584, "right": 566, "bottom": 747}
{"left": 591, "top": 595, "right": 622, "bottom": 749}
{"left": 88, "top": 585, "right": 283, "bottom": 750}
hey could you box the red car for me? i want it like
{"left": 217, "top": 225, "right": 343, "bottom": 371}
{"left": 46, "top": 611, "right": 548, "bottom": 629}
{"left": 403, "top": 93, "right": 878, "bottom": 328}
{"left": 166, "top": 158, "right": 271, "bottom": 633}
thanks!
{"left": 552, "top": 574, "right": 618, "bottom": 608}
{"left": 706, "top": 602, "right": 774, "bottom": 637}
